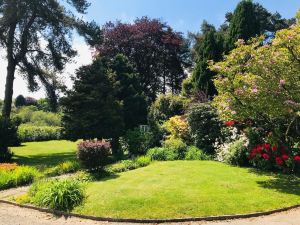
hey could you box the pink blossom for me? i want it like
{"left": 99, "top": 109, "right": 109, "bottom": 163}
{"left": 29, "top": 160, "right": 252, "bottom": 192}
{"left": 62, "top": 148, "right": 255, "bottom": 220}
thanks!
{"left": 279, "top": 79, "right": 285, "bottom": 86}
{"left": 252, "top": 86, "right": 258, "bottom": 94}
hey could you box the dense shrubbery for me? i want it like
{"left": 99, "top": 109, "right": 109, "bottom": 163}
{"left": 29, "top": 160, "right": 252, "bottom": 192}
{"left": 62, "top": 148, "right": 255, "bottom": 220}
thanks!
{"left": 147, "top": 147, "right": 176, "bottom": 161}
{"left": 185, "top": 146, "right": 210, "bottom": 160}
{"left": 188, "top": 103, "right": 223, "bottom": 154}
{"left": 77, "top": 140, "right": 111, "bottom": 169}
{"left": 163, "top": 138, "right": 188, "bottom": 160}
{"left": 29, "top": 179, "right": 85, "bottom": 211}
{"left": 18, "top": 124, "right": 62, "bottom": 142}
{"left": 0, "top": 166, "right": 40, "bottom": 190}
{"left": 225, "top": 138, "right": 249, "bottom": 167}
{"left": 122, "top": 128, "right": 154, "bottom": 156}
{"left": 162, "top": 116, "right": 190, "bottom": 142}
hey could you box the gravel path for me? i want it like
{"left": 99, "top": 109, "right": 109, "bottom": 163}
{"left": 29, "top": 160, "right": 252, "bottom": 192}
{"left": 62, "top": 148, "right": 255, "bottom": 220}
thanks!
{"left": 0, "top": 202, "right": 300, "bottom": 225}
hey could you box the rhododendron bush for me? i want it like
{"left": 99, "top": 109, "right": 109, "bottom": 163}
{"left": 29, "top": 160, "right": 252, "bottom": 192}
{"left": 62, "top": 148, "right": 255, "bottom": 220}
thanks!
{"left": 210, "top": 15, "right": 300, "bottom": 146}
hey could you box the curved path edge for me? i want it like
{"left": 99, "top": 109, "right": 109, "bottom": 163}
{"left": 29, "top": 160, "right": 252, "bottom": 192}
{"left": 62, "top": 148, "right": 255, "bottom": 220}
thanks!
{"left": 1, "top": 199, "right": 300, "bottom": 224}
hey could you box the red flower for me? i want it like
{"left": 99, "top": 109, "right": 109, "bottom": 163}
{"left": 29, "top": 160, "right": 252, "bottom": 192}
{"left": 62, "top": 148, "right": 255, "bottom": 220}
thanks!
{"left": 282, "top": 154, "right": 289, "bottom": 161}
{"left": 272, "top": 146, "right": 278, "bottom": 151}
{"left": 263, "top": 143, "right": 271, "bottom": 151}
{"left": 281, "top": 149, "right": 287, "bottom": 155}
{"left": 294, "top": 156, "right": 300, "bottom": 161}
{"left": 257, "top": 145, "right": 263, "bottom": 153}
{"left": 224, "top": 121, "right": 235, "bottom": 127}
{"left": 262, "top": 153, "right": 269, "bottom": 161}
{"left": 276, "top": 157, "right": 284, "bottom": 166}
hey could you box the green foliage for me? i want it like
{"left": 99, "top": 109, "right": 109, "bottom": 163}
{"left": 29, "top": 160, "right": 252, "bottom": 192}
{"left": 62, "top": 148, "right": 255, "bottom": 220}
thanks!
{"left": 30, "top": 179, "right": 85, "bottom": 211}
{"left": 211, "top": 22, "right": 300, "bottom": 145}
{"left": 106, "top": 156, "right": 151, "bottom": 173}
{"left": 14, "top": 106, "right": 61, "bottom": 127}
{"left": 147, "top": 147, "right": 176, "bottom": 161}
{"left": 44, "top": 161, "right": 81, "bottom": 177}
{"left": 15, "top": 95, "right": 26, "bottom": 108}
{"left": 185, "top": 146, "right": 210, "bottom": 160}
{"left": 18, "top": 124, "right": 62, "bottom": 142}
{"left": 187, "top": 103, "right": 223, "bottom": 154}
{"left": 225, "top": 138, "right": 249, "bottom": 167}
{"left": 0, "top": 116, "right": 20, "bottom": 162}
{"left": 0, "top": 166, "right": 40, "bottom": 190}
{"left": 149, "top": 94, "right": 189, "bottom": 124}
{"left": 77, "top": 140, "right": 111, "bottom": 170}
{"left": 162, "top": 116, "right": 190, "bottom": 141}
{"left": 110, "top": 54, "right": 148, "bottom": 130}
{"left": 163, "top": 138, "right": 188, "bottom": 160}
{"left": 61, "top": 57, "right": 124, "bottom": 145}
{"left": 122, "top": 128, "right": 154, "bottom": 156}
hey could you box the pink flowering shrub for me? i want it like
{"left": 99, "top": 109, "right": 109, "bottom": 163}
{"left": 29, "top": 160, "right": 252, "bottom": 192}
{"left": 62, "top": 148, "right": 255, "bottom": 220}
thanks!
{"left": 249, "top": 143, "right": 300, "bottom": 173}
{"left": 77, "top": 140, "right": 111, "bottom": 169}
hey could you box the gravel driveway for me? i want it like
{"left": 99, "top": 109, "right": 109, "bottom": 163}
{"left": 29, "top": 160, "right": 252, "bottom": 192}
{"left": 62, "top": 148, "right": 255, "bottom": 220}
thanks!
{"left": 1, "top": 202, "right": 300, "bottom": 225}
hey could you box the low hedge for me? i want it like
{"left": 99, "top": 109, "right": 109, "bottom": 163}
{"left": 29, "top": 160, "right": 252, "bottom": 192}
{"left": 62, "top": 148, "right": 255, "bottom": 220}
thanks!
{"left": 18, "top": 124, "right": 62, "bottom": 142}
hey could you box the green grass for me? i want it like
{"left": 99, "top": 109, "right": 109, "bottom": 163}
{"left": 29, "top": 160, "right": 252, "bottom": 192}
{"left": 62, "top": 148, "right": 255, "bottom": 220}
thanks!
{"left": 11, "top": 140, "right": 77, "bottom": 168}
{"left": 75, "top": 161, "right": 300, "bottom": 219}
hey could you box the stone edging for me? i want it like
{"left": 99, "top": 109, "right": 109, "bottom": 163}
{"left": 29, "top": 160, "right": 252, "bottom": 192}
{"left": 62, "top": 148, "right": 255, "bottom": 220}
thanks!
{"left": 0, "top": 199, "right": 299, "bottom": 223}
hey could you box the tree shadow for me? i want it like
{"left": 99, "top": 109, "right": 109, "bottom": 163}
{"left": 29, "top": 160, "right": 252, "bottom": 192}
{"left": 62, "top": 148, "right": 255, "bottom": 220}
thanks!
{"left": 248, "top": 168, "right": 300, "bottom": 195}
{"left": 13, "top": 152, "right": 76, "bottom": 168}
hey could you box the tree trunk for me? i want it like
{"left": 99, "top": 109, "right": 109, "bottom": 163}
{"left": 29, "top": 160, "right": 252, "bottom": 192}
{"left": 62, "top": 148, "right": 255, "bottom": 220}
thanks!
{"left": 2, "top": 60, "right": 16, "bottom": 118}
{"left": 111, "top": 137, "right": 123, "bottom": 159}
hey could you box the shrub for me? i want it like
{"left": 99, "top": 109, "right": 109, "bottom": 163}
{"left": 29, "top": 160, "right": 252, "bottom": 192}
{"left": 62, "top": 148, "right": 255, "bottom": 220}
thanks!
{"left": 0, "top": 116, "right": 20, "bottom": 162}
{"left": 147, "top": 147, "right": 176, "bottom": 161}
{"left": 185, "top": 146, "right": 210, "bottom": 160}
{"left": 122, "top": 128, "right": 154, "bottom": 156}
{"left": 225, "top": 138, "right": 249, "bottom": 167}
{"left": 18, "top": 124, "right": 62, "bottom": 142}
{"left": 45, "top": 161, "right": 81, "bottom": 177}
{"left": 106, "top": 156, "right": 151, "bottom": 173}
{"left": 162, "top": 115, "right": 190, "bottom": 142}
{"left": 77, "top": 140, "right": 111, "bottom": 170}
{"left": 0, "top": 166, "right": 40, "bottom": 190}
{"left": 163, "top": 138, "right": 187, "bottom": 160}
{"left": 148, "top": 94, "right": 189, "bottom": 124}
{"left": 187, "top": 103, "right": 223, "bottom": 154}
{"left": 30, "top": 179, "right": 85, "bottom": 211}
{"left": 0, "top": 163, "right": 18, "bottom": 171}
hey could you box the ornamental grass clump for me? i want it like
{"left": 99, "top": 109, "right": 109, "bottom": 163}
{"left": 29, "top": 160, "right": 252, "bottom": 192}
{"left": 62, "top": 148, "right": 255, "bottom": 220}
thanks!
{"left": 77, "top": 140, "right": 111, "bottom": 170}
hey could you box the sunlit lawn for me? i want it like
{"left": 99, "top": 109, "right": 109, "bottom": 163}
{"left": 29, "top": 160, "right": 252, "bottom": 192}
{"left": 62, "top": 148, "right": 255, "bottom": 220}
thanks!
{"left": 11, "top": 140, "right": 78, "bottom": 168}
{"left": 75, "top": 161, "right": 300, "bottom": 219}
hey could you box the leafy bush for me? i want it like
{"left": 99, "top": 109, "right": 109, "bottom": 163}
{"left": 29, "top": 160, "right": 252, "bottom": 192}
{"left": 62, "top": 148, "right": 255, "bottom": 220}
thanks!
{"left": 163, "top": 138, "right": 187, "bottom": 160}
{"left": 0, "top": 116, "right": 20, "bottom": 162}
{"left": 225, "top": 138, "right": 249, "bottom": 167}
{"left": 30, "top": 179, "right": 85, "bottom": 211}
{"left": 187, "top": 103, "right": 223, "bottom": 154}
{"left": 18, "top": 124, "right": 62, "bottom": 142}
{"left": 147, "top": 147, "right": 176, "bottom": 161}
{"left": 77, "top": 140, "right": 111, "bottom": 169}
{"left": 122, "top": 128, "right": 154, "bottom": 156}
{"left": 45, "top": 161, "right": 81, "bottom": 177}
{"left": 0, "top": 166, "right": 40, "bottom": 190}
{"left": 148, "top": 94, "right": 189, "bottom": 124}
{"left": 185, "top": 146, "right": 210, "bottom": 160}
{"left": 106, "top": 156, "right": 151, "bottom": 173}
{"left": 162, "top": 115, "right": 190, "bottom": 142}
{"left": 14, "top": 106, "right": 61, "bottom": 126}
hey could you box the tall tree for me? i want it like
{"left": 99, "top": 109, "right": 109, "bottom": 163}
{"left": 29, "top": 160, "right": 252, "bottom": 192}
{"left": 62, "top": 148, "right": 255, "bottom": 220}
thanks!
{"left": 96, "top": 17, "right": 191, "bottom": 101}
{"left": 109, "top": 54, "right": 148, "bottom": 130}
{"left": 0, "top": 0, "right": 101, "bottom": 118}
{"left": 61, "top": 57, "right": 124, "bottom": 157}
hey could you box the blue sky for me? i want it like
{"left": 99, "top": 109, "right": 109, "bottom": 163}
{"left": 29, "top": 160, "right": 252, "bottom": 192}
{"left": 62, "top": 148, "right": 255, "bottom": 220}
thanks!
{"left": 86, "top": 0, "right": 300, "bottom": 34}
{"left": 1, "top": 0, "right": 300, "bottom": 99}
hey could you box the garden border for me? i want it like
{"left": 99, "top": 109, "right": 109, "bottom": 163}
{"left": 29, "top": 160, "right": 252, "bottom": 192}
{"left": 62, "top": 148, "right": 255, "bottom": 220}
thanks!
{"left": 0, "top": 199, "right": 300, "bottom": 223}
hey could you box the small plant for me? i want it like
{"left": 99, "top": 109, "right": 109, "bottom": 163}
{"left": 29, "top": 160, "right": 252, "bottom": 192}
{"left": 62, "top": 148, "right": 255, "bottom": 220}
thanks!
{"left": 106, "top": 156, "right": 151, "bottom": 173}
{"left": 225, "top": 138, "right": 249, "bottom": 167}
{"left": 0, "top": 163, "right": 18, "bottom": 171}
{"left": 147, "top": 147, "right": 176, "bottom": 161}
{"left": 45, "top": 160, "right": 81, "bottom": 177}
{"left": 30, "top": 179, "right": 85, "bottom": 211}
{"left": 185, "top": 146, "right": 210, "bottom": 160}
{"left": 135, "top": 156, "right": 151, "bottom": 167}
{"left": 163, "top": 138, "right": 187, "bottom": 160}
{"left": 77, "top": 140, "right": 111, "bottom": 170}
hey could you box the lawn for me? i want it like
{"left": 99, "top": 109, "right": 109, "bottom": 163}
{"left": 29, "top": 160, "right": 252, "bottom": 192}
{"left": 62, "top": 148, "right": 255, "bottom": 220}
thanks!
{"left": 75, "top": 161, "right": 300, "bottom": 219}
{"left": 11, "top": 140, "right": 77, "bottom": 168}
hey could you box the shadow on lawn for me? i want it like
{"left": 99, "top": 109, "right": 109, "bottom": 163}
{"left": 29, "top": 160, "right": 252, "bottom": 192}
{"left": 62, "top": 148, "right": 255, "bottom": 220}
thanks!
{"left": 14, "top": 152, "right": 76, "bottom": 168}
{"left": 248, "top": 168, "right": 300, "bottom": 195}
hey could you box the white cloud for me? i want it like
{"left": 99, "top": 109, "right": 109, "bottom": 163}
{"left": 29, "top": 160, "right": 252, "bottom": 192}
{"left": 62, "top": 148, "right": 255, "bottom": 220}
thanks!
{"left": 0, "top": 37, "right": 92, "bottom": 100}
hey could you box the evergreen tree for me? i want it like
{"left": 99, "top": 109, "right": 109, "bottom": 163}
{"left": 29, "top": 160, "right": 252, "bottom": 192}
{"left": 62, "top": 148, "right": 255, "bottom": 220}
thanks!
{"left": 61, "top": 58, "right": 124, "bottom": 157}
{"left": 15, "top": 95, "right": 26, "bottom": 108}
{"left": 109, "top": 54, "right": 148, "bottom": 130}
